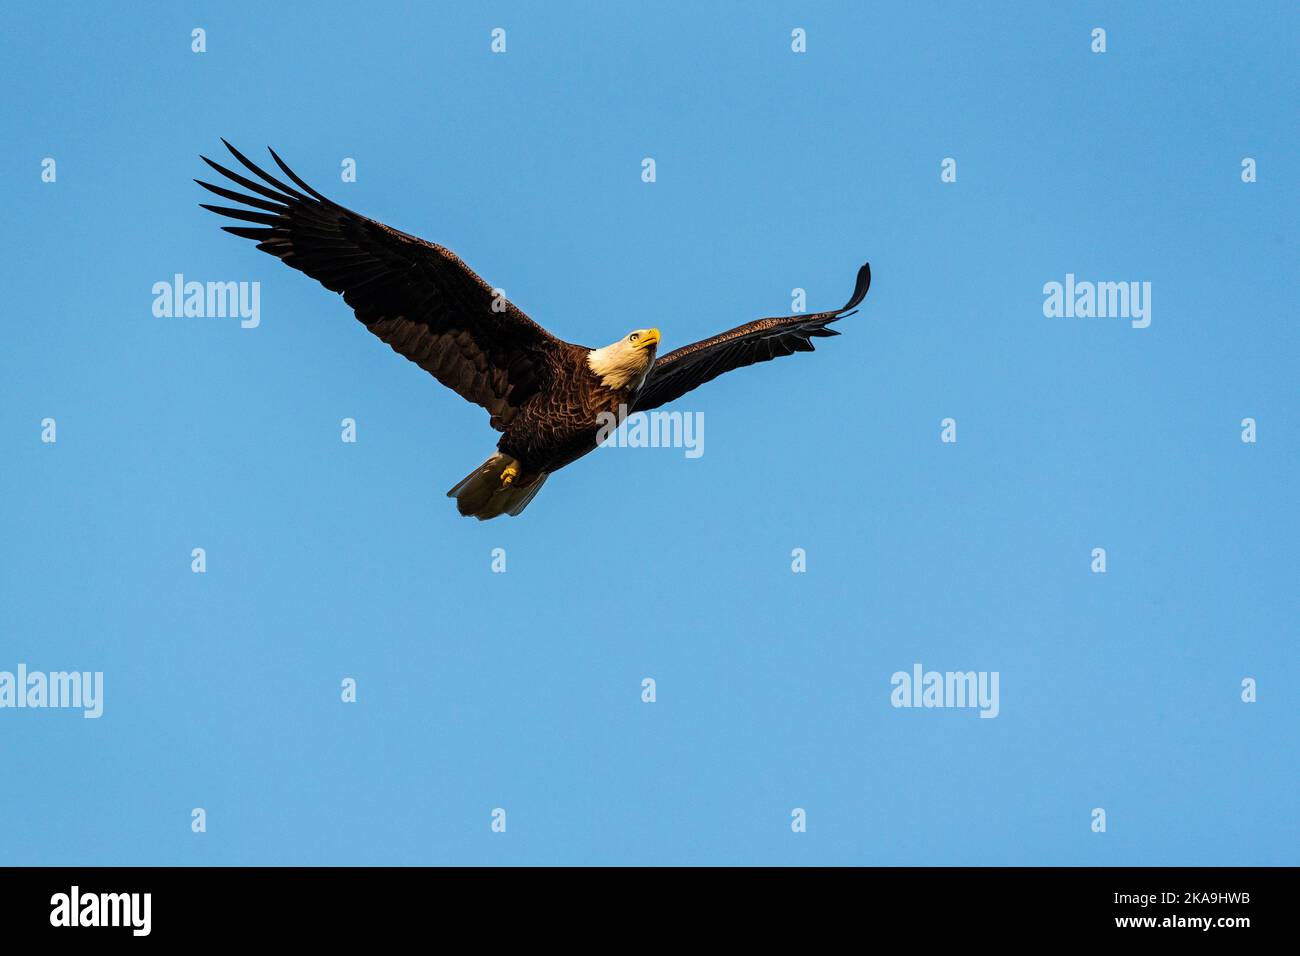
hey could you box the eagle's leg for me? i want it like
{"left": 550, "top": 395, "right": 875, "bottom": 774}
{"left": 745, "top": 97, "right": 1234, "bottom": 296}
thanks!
{"left": 501, "top": 465, "right": 519, "bottom": 487}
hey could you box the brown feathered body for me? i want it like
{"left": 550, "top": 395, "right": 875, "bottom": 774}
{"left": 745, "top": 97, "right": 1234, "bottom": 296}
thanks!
{"left": 496, "top": 345, "right": 628, "bottom": 475}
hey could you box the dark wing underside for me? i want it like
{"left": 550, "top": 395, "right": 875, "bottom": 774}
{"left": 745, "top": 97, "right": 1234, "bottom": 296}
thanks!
{"left": 197, "top": 140, "right": 565, "bottom": 431}
{"left": 630, "top": 263, "right": 871, "bottom": 412}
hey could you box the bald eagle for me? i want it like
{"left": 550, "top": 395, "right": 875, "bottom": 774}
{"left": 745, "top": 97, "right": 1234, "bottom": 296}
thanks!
{"left": 198, "top": 142, "right": 871, "bottom": 519}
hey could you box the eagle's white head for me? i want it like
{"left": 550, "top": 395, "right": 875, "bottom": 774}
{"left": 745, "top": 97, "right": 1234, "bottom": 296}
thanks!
{"left": 587, "top": 328, "right": 660, "bottom": 391}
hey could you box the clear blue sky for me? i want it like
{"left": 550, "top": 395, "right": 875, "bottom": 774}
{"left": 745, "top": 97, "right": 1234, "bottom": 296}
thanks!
{"left": 1, "top": 1, "right": 1295, "bottom": 865}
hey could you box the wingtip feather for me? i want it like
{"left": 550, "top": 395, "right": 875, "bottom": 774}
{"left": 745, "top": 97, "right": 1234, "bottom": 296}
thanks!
{"left": 842, "top": 262, "right": 871, "bottom": 312}
{"left": 220, "top": 139, "right": 309, "bottom": 201}
{"left": 267, "top": 145, "right": 332, "bottom": 203}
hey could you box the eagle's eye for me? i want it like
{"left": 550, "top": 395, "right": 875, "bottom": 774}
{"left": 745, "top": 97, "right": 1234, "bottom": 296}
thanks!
{"left": 629, "top": 333, "right": 639, "bottom": 342}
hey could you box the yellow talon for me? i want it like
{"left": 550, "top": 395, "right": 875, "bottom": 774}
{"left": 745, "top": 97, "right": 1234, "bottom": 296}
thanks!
{"left": 501, "top": 465, "right": 519, "bottom": 487}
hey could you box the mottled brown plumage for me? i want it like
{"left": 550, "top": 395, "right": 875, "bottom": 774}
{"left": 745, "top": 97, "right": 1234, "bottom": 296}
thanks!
{"left": 198, "top": 143, "right": 869, "bottom": 519}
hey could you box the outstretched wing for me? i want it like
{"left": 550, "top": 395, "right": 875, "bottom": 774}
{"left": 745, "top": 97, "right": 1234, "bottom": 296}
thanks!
{"left": 197, "top": 141, "right": 565, "bottom": 431}
{"left": 630, "top": 263, "right": 870, "bottom": 412}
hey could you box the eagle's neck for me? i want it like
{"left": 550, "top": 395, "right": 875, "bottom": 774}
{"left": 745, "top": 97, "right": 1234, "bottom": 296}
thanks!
{"left": 586, "top": 344, "right": 650, "bottom": 393}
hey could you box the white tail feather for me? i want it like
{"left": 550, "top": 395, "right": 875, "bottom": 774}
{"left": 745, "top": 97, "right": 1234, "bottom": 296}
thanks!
{"left": 446, "top": 453, "right": 548, "bottom": 520}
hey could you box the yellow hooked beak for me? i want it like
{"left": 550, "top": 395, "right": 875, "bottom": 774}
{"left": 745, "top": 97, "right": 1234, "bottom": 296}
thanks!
{"left": 633, "top": 328, "right": 660, "bottom": 349}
